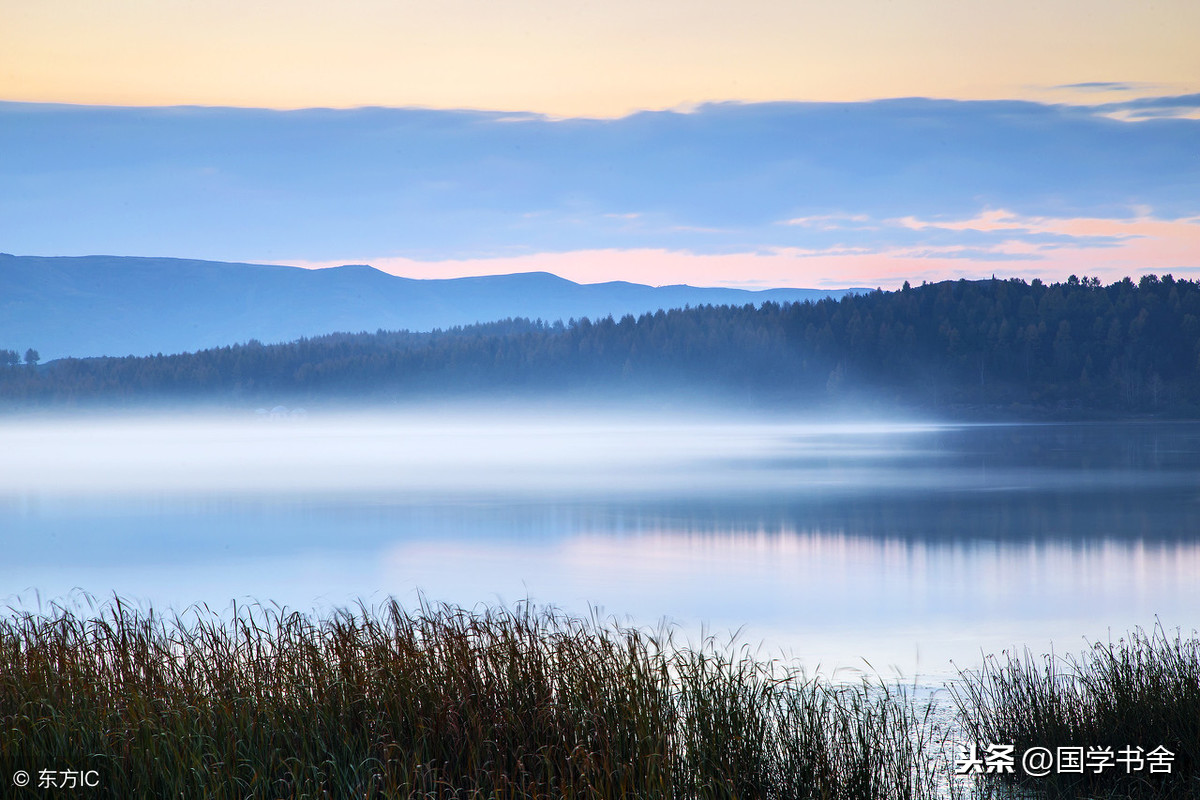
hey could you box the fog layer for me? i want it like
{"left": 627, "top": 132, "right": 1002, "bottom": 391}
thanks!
{"left": 0, "top": 410, "right": 939, "bottom": 498}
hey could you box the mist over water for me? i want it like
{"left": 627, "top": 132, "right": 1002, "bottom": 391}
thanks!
{"left": 0, "top": 411, "right": 937, "bottom": 497}
{"left": 3, "top": 407, "right": 1198, "bottom": 678}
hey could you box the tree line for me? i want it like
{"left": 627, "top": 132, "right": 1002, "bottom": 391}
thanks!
{"left": 2, "top": 275, "right": 1198, "bottom": 416}
{"left": 0, "top": 349, "right": 38, "bottom": 367}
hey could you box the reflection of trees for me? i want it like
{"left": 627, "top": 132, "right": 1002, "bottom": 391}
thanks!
{"left": 566, "top": 486, "right": 1199, "bottom": 546}
{"left": 567, "top": 424, "right": 1200, "bottom": 545}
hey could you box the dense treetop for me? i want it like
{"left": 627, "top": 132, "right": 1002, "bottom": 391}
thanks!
{"left": 3, "top": 275, "right": 1197, "bottom": 416}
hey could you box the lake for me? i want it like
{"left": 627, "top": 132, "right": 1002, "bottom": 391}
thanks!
{"left": 3, "top": 411, "right": 1198, "bottom": 679}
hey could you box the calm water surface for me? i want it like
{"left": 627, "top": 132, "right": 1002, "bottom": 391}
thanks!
{"left": 3, "top": 412, "right": 1198, "bottom": 678}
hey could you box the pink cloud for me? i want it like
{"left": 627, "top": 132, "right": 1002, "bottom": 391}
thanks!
{"left": 891, "top": 209, "right": 1034, "bottom": 233}
{"left": 290, "top": 213, "right": 1200, "bottom": 290}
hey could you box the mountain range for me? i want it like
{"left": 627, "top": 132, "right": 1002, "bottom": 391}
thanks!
{"left": 0, "top": 254, "right": 866, "bottom": 360}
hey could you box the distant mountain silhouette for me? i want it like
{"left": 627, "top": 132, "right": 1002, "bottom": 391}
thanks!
{"left": 0, "top": 254, "right": 866, "bottom": 360}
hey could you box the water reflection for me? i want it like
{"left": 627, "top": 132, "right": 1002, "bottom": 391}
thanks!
{"left": 2, "top": 415, "right": 1198, "bottom": 677}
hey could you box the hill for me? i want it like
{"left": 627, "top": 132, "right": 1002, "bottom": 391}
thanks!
{"left": 2, "top": 274, "right": 1196, "bottom": 417}
{"left": 0, "top": 254, "right": 863, "bottom": 360}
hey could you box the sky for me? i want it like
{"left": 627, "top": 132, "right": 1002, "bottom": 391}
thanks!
{"left": 2, "top": 0, "right": 1198, "bottom": 288}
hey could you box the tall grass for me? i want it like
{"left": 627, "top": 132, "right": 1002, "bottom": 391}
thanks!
{"left": 0, "top": 597, "right": 942, "bottom": 799}
{"left": 951, "top": 625, "right": 1200, "bottom": 799}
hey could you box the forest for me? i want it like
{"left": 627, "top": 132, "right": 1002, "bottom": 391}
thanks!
{"left": 2, "top": 274, "right": 1197, "bottom": 416}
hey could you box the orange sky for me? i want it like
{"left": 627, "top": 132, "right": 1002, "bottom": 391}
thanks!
{"left": 2, "top": 0, "right": 1197, "bottom": 116}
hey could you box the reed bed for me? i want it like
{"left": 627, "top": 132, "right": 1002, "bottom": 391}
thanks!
{"left": 1, "top": 597, "right": 943, "bottom": 799}
{"left": 950, "top": 625, "right": 1200, "bottom": 799}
